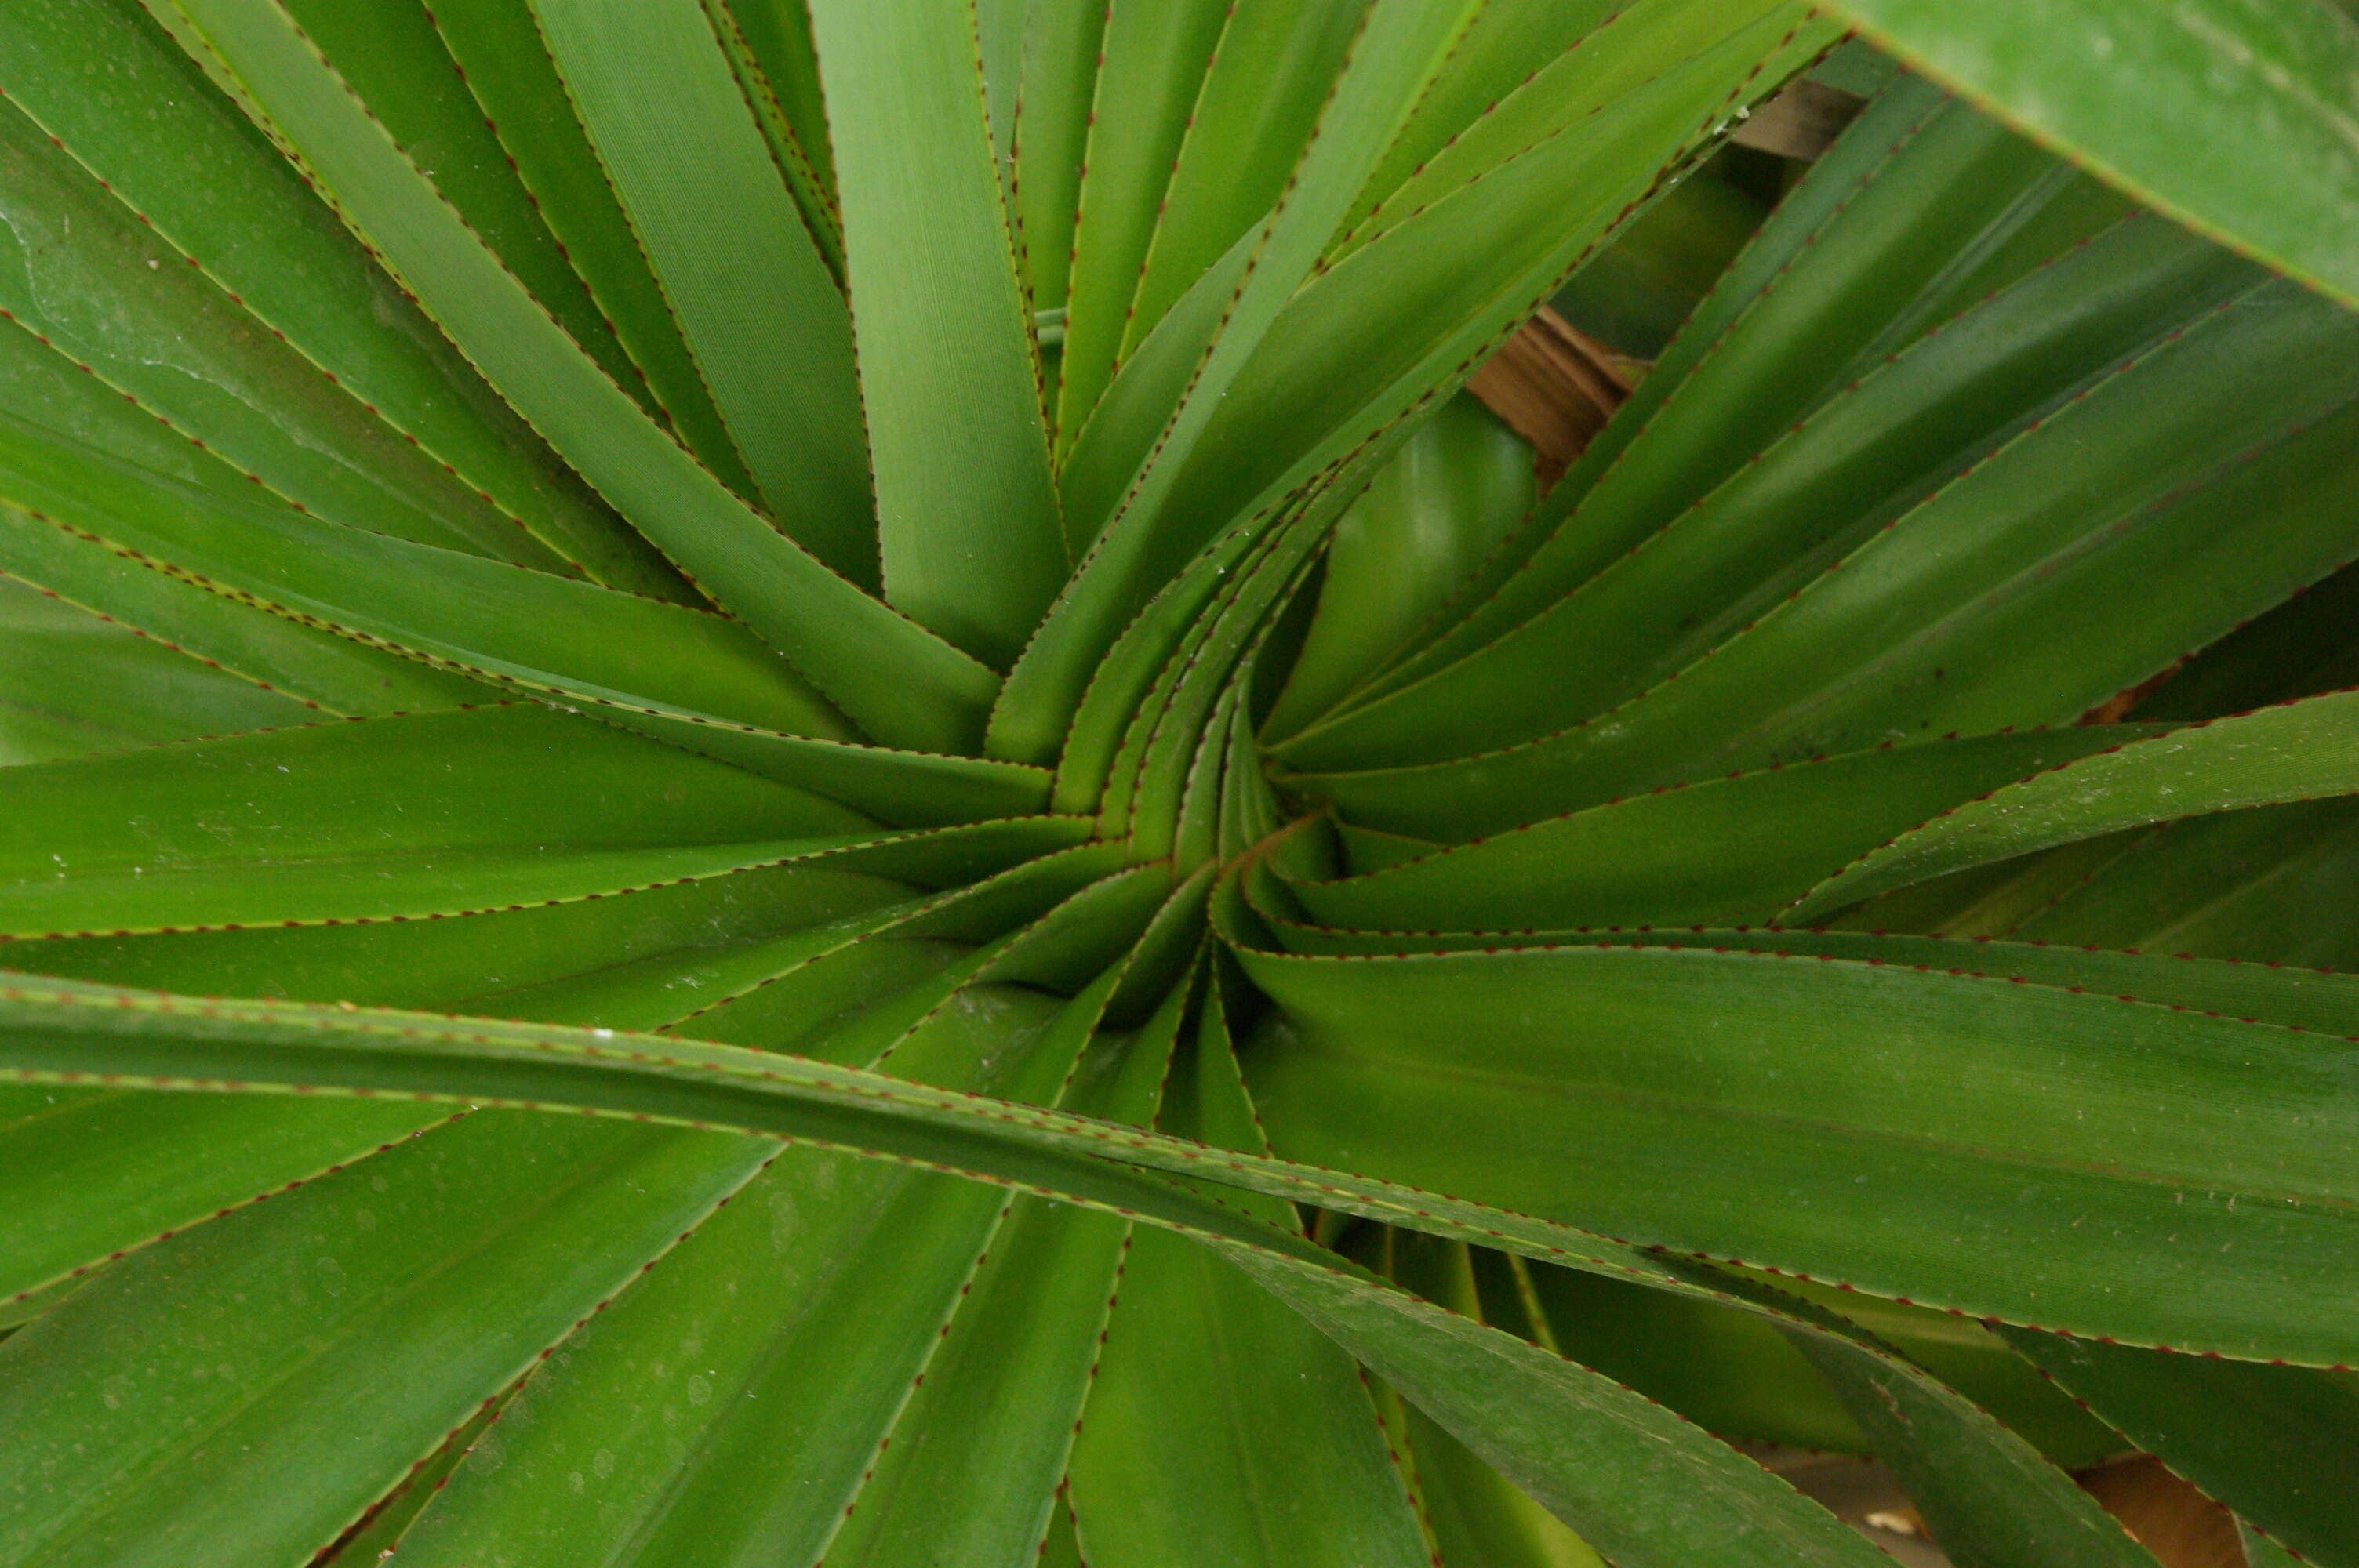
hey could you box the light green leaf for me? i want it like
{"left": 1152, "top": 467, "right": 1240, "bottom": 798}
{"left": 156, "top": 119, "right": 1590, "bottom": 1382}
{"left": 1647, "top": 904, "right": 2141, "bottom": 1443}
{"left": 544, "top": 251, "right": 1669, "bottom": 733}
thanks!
{"left": 0, "top": 1111, "right": 771, "bottom": 1568}
{"left": 719, "top": 0, "right": 836, "bottom": 207}
{"left": 0, "top": 497, "right": 483, "bottom": 718}
{"left": 0, "top": 0, "right": 679, "bottom": 595}
{"left": 271, "top": 0, "right": 642, "bottom": 396}
{"left": 426, "top": 0, "right": 765, "bottom": 505}
{"left": 1007, "top": 0, "right": 1101, "bottom": 330}
{"left": 805, "top": 0, "right": 1067, "bottom": 669}
{"left": 0, "top": 582, "right": 310, "bottom": 764}
{"left": 0, "top": 93, "right": 565, "bottom": 568}
{"left": 1049, "top": 0, "right": 1228, "bottom": 465}
{"left": 532, "top": 0, "right": 878, "bottom": 585}
{"left": 0, "top": 705, "right": 869, "bottom": 938}
{"left": 1823, "top": 0, "right": 2359, "bottom": 310}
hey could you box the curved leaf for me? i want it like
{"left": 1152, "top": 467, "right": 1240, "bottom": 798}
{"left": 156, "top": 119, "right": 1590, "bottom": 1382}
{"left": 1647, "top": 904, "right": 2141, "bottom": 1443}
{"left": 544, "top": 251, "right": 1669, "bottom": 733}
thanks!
{"left": 0, "top": 975, "right": 1923, "bottom": 1567}
{"left": 1791, "top": 687, "right": 2359, "bottom": 921}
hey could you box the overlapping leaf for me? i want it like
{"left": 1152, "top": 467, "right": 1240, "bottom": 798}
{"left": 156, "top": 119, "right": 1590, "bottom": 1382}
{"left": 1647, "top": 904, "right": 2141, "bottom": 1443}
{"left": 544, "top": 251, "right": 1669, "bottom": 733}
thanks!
{"left": 0, "top": 2, "right": 2353, "bottom": 1563}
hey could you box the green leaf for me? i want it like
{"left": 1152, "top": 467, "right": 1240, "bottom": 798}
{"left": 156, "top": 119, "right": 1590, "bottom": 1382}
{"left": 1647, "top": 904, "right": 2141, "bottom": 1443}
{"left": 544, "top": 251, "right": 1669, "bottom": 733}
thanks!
{"left": 2020, "top": 798, "right": 2359, "bottom": 971}
{"left": 314, "top": 1399, "right": 507, "bottom": 1568}
{"left": 397, "top": 1146, "right": 1011, "bottom": 1568}
{"left": 0, "top": 1087, "right": 442, "bottom": 1307}
{"left": 0, "top": 406, "right": 849, "bottom": 735}
{"left": 1999, "top": 1330, "right": 2359, "bottom": 1568}
{"left": 0, "top": 976, "right": 1910, "bottom": 1566}
{"left": 1233, "top": 924, "right": 2359, "bottom": 1366}
{"left": 1548, "top": 162, "right": 1769, "bottom": 360}
{"left": 1285, "top": 205, "right": 2259, "bottom": 773}
{"left": 0, "top": 92, "right": 568, "bottom": 568}
{"left": 0, "top": 705, "right": 870, "bottom": 938}
{"left": 989, "top": 0, "right": 1499, "bottom": 763}
{"left": 1234, "top": 1257, "right": 1892, "bottom": 1568}
{"left": 386, "top": 957, "right": 1078, "bottom": 1566}
{"left": 1339, "top": 0, "right": 1621, "bottom": 242}
{"left": 424, "top": 0, "right": 765, "bottom": 506}
{"left": 0, "top": 0, "right": 680, "bottom": 597}
{"left": 1823, "top": 0, "right": 2359, "bottom": 311}
{"left": 1525, "top": 1259, "right": 2122, "bottom": 1465}
{"left": 0, "top": 1112, "right": 772, "bottom": 1568}
{"left": 0, "top": 410, "right": 1045, "bottom": 828}
{"left": 1314, "top": 286, "right": 2359, "bottom": 821}
{"left": 0, "top": 582, "right": 310, "bottom": 764}
{"left": 29, "top": 862, "right": 920, "bottom": 1026}
{"left": 1394, "top": 1396, "right": 1609, "bottom": 1568}
{"left": 530, "top": 0, "right": 879, "bottom": 585}
{"left": 805, "top": 0, "right": 1068, "bottom": 669}
{"left": 5, "top": 0, "right": 2352, "bottom": 1544}
{"left": 1049, "top": 500, "right": 1288, "bottom": 815}
{"left": 1348, "top": 80, "right": 2139, "bottom": 713}
{"left": 1289, "top": 727, "right": 2166, "bottom": 907}
{"left": 1049, "top": 0, "right": 1227, "bottom": 468}
{"left": 1790, "top": 688, "right": 2359, "bottom": 921}
{"left": 1068, "top": 985, "right": 1434, "bottom": 1568}
{"left": 1405, "top": 1229, "right": 2148, "bottom": 1568}
{"left": 822, "top": 981, "right": 1186, "bottom": 1568}
{"left": 699, "top": 0, "right": 845, "bottom": 278}
{"left": 270, "top": 0, "right": 645, "bottom": 401}
{"left": 1334, "top": 0, "right": 1788, "bottom": 269}
{"left": 1117, "top": 0, "right": 1365, "bottom": 368}
{"left": 1007, "top": 0, "right": 1101, "bottom": 332}
{"left": 2247, "top": 1523, "right": 2305, "bottom": 1568}
{"left": 1138, "top": 4, "right": 1828, "bottom": 579}
{"left": 1788, "top": 1312, "right": 2160, "bottom": 1568}
{"left": 0, "top": 494, "right": 484, "bottom": 717}
{"left": 1098, "top": 509, "right": 1326, "bottom": 856}
{"left": 1263, "top": 394, "right": 1533, "bottom": 744}
{"left": 151, "top": 0, "right": 998, "bottom": 752}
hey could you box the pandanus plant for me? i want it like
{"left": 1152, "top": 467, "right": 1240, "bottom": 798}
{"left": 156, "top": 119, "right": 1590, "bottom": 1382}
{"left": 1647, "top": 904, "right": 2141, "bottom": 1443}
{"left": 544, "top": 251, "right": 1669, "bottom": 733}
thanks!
{"left": 0, "top": 1, "right": 2355, "bottom": 1565}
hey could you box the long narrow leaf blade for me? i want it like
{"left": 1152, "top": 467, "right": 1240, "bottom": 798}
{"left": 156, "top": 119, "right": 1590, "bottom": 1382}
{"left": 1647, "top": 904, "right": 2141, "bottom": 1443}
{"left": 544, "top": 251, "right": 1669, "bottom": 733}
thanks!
{"left": 532, "top": 0, "right": 878, "bottom": 585}
{"left": 152, "top": 0, "right": 998, "bottom": 752}
{"left": 805, "top": 0, "right": 1068, "bottom": 669}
